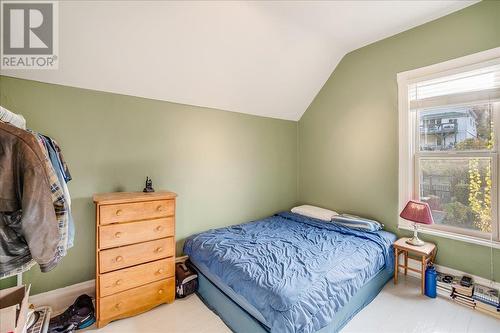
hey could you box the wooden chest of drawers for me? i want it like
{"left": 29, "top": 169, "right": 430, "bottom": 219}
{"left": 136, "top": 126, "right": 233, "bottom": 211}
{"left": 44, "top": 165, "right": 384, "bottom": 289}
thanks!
{"left": 93, "top": 191, "right": 177, "bottom": 328}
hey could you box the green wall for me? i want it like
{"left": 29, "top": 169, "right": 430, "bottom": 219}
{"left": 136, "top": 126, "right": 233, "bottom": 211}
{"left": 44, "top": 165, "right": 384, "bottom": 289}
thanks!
{"left": 0, "top": 76, "right": 298, "bottom": 294}
{"left": 299, "top": 0, "right": 500, "bottom": 281}
{"left": 2, "top": 0, "right": 500, "bottom": 295}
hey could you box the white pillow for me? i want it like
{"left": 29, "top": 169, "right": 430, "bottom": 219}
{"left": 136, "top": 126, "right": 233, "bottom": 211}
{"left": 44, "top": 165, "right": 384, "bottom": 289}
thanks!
{"left": 291, "top": 205, "right": 339, "bottom": 221}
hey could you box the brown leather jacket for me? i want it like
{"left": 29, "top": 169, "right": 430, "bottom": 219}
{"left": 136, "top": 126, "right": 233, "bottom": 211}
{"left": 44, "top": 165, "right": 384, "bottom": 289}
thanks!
{"left": 0, "top": 121, "right": 60, "bottom": 276}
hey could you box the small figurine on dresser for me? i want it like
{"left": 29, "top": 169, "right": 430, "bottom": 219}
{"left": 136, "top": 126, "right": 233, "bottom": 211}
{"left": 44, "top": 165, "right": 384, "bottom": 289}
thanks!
{"left": 143, "top": 177, "right": 155, "bottom": 192}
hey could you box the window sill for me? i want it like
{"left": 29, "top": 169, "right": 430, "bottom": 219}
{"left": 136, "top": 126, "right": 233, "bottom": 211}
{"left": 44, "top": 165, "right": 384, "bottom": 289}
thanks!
{"left": 398, "top": 224, "right": 500, "bottom": 250}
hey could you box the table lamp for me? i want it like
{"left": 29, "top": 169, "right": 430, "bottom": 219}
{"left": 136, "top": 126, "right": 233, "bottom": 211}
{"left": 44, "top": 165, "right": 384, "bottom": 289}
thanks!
{"left": 399, "top": 200, "right": 434, "bottom": 246}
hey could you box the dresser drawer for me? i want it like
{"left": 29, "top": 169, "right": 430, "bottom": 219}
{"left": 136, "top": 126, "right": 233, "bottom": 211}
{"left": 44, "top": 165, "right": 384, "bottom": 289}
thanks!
{"left": 99, "top": 200, "right": 174, "bottom": 225}
{"left": 99, "top": 237, "right": 174, "bottom": 273}
{"left": 99, "top": 278, "right": 174, "bottom": 322}
{"left": 99, "top": 258, "right": 174, "bottom": 297}
{"left": 99, "top": 217, "right": 174, "bottom": 249}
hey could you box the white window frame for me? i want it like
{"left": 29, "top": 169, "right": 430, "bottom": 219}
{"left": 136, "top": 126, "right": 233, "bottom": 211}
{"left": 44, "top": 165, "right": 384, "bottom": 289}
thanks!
{"left": 398, "top": 47, "right": 500, "bottom": 249}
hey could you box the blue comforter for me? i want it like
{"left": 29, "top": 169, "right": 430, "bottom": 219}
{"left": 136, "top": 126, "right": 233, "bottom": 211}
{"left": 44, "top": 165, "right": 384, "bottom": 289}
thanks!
{"left": 184, "top": 212, "right": 394, "bottom": 333}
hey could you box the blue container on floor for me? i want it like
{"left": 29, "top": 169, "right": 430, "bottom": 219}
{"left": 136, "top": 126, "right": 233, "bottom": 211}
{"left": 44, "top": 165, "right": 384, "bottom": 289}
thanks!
{"left": 425, "top": 265, "right": 437, "bottom": 298}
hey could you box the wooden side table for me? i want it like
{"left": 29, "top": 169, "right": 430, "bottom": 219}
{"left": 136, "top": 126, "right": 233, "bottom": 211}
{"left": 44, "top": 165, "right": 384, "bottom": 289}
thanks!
{"left": 393, "top": 237, "right": 436, "bottom": 295}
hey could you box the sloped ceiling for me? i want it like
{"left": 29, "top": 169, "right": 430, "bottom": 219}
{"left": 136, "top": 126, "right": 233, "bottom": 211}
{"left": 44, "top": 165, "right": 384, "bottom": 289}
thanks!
{"left": 1, "top": 1, "right": 477, "bottom": 120}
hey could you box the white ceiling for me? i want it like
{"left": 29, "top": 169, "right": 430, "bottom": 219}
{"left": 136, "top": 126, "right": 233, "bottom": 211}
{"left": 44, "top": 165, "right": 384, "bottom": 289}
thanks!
{"left": 1, "top": 1, "right": 477, "bottom": 121}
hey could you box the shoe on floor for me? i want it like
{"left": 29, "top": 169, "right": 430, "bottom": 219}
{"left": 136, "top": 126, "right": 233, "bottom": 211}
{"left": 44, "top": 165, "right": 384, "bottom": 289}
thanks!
{"left": 48, "top": 294, "right": 95, "bottom": 333}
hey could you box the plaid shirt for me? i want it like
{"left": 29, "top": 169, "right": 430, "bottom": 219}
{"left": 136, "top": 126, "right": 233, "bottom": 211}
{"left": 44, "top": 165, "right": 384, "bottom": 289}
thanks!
{"left": 31, "top": 132, "right": 69, "bottom": 269}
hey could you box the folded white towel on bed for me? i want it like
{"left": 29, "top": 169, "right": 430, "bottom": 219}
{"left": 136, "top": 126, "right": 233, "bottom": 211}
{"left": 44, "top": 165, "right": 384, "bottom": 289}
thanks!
{"left": 291, "top": 205, "right": 339, "bottom": 221}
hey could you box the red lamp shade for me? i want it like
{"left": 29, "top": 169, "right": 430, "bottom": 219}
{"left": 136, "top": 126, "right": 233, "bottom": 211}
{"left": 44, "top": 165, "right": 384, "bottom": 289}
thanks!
{"left": 400, "top": 200, "right": 434, "bottom": 225}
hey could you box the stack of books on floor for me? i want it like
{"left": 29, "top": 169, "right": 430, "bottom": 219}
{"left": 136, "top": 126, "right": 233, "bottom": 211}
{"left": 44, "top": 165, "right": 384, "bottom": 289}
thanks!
{"left": 435, "top": 270, "right": 500, "bottom": 319}
{"left": 472, "top": 284, "right": 500, "bottom": 319}
{"left": 451, "top": 282, "right": 475, "bottom": 309}
{"left": 436, "top": 271, "right": 457, "bottom": 297}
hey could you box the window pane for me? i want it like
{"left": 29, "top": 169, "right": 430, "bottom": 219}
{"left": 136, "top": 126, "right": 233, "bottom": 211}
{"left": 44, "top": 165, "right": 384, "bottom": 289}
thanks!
{"left": 419, "top": 103, "right": 494, "bottom": 151}
{"left": 419, "top": 158, "right": 492, "bottom": 233}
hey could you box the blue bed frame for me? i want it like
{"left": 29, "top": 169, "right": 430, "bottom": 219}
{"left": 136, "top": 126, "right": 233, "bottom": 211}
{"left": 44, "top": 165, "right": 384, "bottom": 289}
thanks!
{"left": 194, "top": 265, "right": 394, "bottom": 333}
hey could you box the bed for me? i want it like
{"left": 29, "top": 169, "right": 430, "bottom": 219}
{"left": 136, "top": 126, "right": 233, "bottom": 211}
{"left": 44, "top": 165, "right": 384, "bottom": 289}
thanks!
{"left": 183, "top": 211, "right": 396, "bottom": 333}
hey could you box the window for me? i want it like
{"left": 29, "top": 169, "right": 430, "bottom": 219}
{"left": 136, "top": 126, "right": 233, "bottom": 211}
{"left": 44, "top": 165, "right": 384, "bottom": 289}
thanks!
{"left": 398, "top": 48, "right": 500, "bottom": 246}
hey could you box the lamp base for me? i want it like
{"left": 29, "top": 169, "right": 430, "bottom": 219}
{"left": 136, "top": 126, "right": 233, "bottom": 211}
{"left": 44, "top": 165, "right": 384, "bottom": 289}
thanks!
{"left": 406, "top": 237, "right": 425, "bottom": 246}
{"left": 406, "top": 223, "right": 426, "bottom": 246}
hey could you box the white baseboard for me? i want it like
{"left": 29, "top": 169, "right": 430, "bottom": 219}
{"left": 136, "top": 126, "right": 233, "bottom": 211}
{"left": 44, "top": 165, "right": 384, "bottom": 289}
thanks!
{"left": 402, "top": 259, "right": 500, "bottom": 289}
{"left": 29, "top": 280, "right": 95, "bottom": 313}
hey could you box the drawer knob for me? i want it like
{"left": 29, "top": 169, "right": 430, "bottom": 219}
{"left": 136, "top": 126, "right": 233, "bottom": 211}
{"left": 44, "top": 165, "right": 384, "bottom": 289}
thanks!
{"left": 156, "top": 205, "right": 164, "bottom": 212}
{"left": 115, "top": 209, "right": 123, "bottom": 216}
{"left": 156, "top": 268, "right": 164, "bottom": 275}
{"left": 115, "top": 302, "right": 123, "bottom": 310}
{"left": 155, "top": 247, "right": 163, "bottom": 253}
{"left": 115, "top": 279, "right": 123, "bottom": 286}
{"left": 155, "top": 226, "right": 163, "bottom": 232}
{"left": 115, "top": 256, "right": 123, "bottom": 262}
{"left": 158, "top": 289, "right": 164, "bottom": 295}
{"left": 114, "top": 232, "right": 123, "bottom": 238}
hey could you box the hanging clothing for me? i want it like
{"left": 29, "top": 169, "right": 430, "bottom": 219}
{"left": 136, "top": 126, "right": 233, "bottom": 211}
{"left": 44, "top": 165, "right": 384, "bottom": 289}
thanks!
{"left": 0, "top": 106, "right": 26, "bottom": 130}
{"left": 29, "top": 132, "right": 70, "bottom": 256}
{"left": 0, "top": 212, "right": 37, "bottom": 278}
{"left": 43, "top": 136, "right": 72, "bottom": 183}
{"left": 33, "top": 133, "right": 74, "bottom": 249}
{"left": 44, "top": 137, "right": 74, "bottom": 249}
{"left": 0, "top": 122, "right": 61, "bottom": 277}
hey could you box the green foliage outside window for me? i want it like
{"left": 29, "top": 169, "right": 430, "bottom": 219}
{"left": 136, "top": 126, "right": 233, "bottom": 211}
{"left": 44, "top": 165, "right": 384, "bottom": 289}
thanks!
{"left": 454, "top": 117, "right": 493, "bottom": 233}
{"left": 427, "top": 105, "right": 493, "bottom": 233}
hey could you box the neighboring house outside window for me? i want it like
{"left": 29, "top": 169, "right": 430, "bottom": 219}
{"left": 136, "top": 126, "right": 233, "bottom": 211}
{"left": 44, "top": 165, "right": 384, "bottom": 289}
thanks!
{"left": 398, "top": 48, "right": 500, "bottom": 247}
{"left": 419, "top": 107, "right": 477, "bottom": 151}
